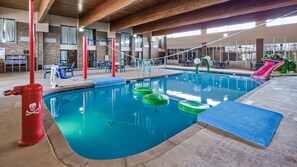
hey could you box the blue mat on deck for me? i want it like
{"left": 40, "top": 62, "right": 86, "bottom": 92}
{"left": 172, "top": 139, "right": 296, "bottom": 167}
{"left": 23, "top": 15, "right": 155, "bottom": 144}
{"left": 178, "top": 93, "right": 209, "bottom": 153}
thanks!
{"left": 89, "top": 77, "right": 126, "bottom": 87}
{"left": 197, "top": 101, "right": 283, "bottom": 147}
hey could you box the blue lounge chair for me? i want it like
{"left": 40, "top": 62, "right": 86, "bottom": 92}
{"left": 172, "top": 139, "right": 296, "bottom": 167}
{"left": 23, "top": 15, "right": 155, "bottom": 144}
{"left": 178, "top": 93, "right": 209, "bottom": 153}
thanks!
{"left": 105, "top": 61, "right": 112, "bottom": 73}
{"left": 65, "top": 62, "right": 75, "bottom": 76}
{"left": 43, "top": 65, "right": 52, "bottom": 79}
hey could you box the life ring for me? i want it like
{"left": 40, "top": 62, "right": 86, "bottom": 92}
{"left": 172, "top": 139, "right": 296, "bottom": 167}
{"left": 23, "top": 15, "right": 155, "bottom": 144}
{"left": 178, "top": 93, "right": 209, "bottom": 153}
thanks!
{"left": 133, "top": 87, "right": 153, "bottom": 95}
{"left": 142, "top": 93, "right": 169, "bottom": 106}
{"left": 178, "top": 100, "right": 210, "bottom": 114}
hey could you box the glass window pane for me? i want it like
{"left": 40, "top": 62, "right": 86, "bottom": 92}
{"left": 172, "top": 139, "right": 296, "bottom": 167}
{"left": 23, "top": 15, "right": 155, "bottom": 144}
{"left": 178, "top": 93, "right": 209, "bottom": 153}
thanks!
{"left": 228, "top": 24, "right": 241, "bottom": 31}
{"left": 3, "top": 19, "right": 15, "bottom": 42}
{"left": 241, "top": 22, "right": 255, "bottom": 29}
{"left": 167, "top": 30, "right": 201, "bottom": 38}
{"left": 60, "top": 51, "right": 67, "bottom": 63}
{"left": 266, "top": 18, "right": 283, "bottom": 27}
{"left": 61, "top": 26, "right": 69, "bottom": 44}
{"left": 207, "top": 27, "right": 217, "bottom": 34}
{"left": 69, "top": 27, "right": 77, "bottom": 44}
{"left": 284, "top": 15, "right": 297, "bottom": 24}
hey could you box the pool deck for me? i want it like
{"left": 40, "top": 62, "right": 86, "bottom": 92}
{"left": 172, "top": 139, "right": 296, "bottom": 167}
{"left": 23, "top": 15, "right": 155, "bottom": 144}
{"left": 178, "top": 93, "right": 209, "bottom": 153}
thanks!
{"left": 1, "top": 66, "right": 297, "bottom": 167}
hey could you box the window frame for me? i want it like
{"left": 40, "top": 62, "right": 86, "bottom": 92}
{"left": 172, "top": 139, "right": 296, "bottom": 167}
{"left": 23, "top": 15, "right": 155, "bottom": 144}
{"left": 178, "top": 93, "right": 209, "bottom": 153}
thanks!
{"left": 206, "top": 22, "right": 256, "bottom": 34}
{"left": 167, "top": 30, "right": 201, "bottom": 38}
{"left": 135, "top": 34, "right": 143, "bottom": 48}
{"left": 121, "top": 32, "right": 131, "bottom": 48}
{"left": 266, "top": 15, "right": 297, "bottom": 27}
{"left": 0, "top": 18, "right": 16, "bottom": 43}
{"left": 60, "top": 25, "right": 77, "bottom": 45}
{"left": 83, "top": 28, "right": 95, "bottom": 46}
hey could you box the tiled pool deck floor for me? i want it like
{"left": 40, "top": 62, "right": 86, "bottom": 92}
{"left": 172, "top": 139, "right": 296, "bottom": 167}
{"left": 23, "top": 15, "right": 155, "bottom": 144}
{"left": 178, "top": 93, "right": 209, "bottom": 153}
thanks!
{"left": 0, "top": 66, "right": 297, "bottom": 167}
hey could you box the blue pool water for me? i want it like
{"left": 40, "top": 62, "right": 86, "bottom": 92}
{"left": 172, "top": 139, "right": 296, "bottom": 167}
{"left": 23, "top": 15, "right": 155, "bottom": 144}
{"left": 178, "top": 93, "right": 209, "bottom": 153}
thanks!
{"left": 43, "top": 72, "right": 260, "bottom": 160}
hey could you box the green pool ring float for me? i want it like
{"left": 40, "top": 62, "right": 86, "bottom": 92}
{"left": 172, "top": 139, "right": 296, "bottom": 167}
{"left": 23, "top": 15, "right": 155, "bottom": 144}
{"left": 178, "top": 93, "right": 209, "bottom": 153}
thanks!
{"left": 178, "top": 100, "right": 210, "bottom": 114}
{"left": 133, "top": 87, "right": 153, "bottom": 95}
{"left": 142, "top": 93, "right": 169, "bottom": 106}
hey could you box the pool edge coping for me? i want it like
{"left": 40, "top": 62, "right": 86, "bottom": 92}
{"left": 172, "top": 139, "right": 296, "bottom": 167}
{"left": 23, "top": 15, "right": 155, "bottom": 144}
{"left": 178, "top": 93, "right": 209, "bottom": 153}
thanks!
{"left": 42, "top": 72, "right": 269, "bottom": 167}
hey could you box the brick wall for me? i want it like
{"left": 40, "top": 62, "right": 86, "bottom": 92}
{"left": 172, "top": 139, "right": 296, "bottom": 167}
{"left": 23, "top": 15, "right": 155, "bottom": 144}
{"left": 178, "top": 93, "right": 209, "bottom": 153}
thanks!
{"left": 2, "top": 22, "right": 29, "bottom": 55}
{"left": 43, "top": 26, "right": 60, "bottom": 65}
{"left": 77, "top": 31, "right": 83, "bottom": 68}
{"left": 107, "top": 33, "right": 121, "bottom": 62}
{"left": 1, "top": 22, "right": 44, "bottom": 69}
{"left": 96, "top": 31, "right": 107, "bottom": 61}
{"left": 1, "top": 22, "right": 158, "bottom": 70}
{"left": 143, "top": 37, "right": 150, "bottom": 60}
{"left": 151, "top": 38, "right": 159, "bottom": 59}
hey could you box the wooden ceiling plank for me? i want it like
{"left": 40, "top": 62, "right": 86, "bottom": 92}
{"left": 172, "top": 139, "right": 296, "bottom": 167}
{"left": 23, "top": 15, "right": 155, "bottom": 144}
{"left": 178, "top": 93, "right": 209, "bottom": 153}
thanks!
{"left": 110, "top": 0, "right": 230, "bottom": 31}
{"left": 38, "top": 0, "right": 55, "bottom": 22}
{"left": 79, "top": 0, "right": 138, "bottom": 28}
{"left": 152, "top": 5, "right": 297, "bottom": 36}
{"left": 134, "top": 0, "right": 297, "bottom": 34}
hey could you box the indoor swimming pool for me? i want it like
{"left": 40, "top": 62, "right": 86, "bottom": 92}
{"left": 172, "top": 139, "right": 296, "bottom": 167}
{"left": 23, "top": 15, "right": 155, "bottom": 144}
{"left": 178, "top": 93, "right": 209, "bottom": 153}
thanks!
{"left": 43, "top": 72, "right": 260, "bottom": 160}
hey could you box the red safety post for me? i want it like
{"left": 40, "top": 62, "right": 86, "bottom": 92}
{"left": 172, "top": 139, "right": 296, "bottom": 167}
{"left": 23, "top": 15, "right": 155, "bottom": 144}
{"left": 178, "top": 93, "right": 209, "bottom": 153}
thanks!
{"left": 29, "top": 0, "right": 34, "bottom": 84}
{"left": 3, "top": 84, "right": 45, "bottom": 146}
{"left": 83, "top": 36, "right": 88, "bottom": 80}
{"left": 111, "top": 38, "right": 116, "bottom": 77}
{"left": 1, "top": 0, "right": 45, "bottom": 146}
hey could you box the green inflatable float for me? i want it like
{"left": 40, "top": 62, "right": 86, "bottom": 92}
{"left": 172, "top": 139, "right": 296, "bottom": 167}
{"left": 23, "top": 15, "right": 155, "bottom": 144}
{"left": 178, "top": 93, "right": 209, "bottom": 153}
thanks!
{"left": 133, "top": 87, "right": 153, "bottom": 95}
{"left": 142, "top": 93, "right": 169, "bottom": 106}
{"left": 288, "top": 60, "right": 296, "bottom": 72}
{"left": 178, "top": 100, "right": 210, "bottom": 114}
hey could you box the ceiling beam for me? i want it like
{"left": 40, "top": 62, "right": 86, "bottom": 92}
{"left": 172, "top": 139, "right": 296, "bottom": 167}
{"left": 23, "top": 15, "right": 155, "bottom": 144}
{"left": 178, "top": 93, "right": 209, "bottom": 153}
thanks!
{"left": 79, "top": 0, "right": 138, "bottom": 28}
{"left": 38, "top": 0, "right": 55, "bottom": 23}
{"left": 134, "top": 0, "right": 297, "bottom": 34}
{"left": 152, "top": 5, "right": 297, "bottom": 36}
{"left": 110, "top": 0, "right": 230, "bottom": 31}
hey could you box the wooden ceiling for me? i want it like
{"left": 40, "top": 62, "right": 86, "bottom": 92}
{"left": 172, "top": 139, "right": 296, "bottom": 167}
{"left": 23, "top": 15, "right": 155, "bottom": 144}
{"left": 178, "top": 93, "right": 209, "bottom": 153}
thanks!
{"left": 49, "top": 0, "right": 106, "bottom": 18}
{"left": 1, "top": 0, "right": 297, "bottom": 35}
{"left": 0, "top": 0, "right": 41, "bottom": 11}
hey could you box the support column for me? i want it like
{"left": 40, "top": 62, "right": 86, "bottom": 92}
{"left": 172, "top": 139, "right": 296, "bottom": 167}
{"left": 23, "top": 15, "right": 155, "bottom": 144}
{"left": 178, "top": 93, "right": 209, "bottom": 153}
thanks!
{"left": 29, "top": 0, "right": 35, "bottom": 84}
{"left": 202, "top": 42, "right": 207, "bottom": 57}
{"left": 256, "top": 38, "right": 264, "bottom": 62}
{"left": 83, "top": 37, "right": 88, "bottom": 80}
{"left": 112, "top": 38, "right": 116, "bottom": 77}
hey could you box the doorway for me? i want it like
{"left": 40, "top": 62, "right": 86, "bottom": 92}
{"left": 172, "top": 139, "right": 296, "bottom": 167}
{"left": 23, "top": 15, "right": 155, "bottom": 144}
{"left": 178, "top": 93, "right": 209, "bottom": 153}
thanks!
{"left": 60, "top": 50, "right": 77, "bottom": 68}
{"left": 88, "top": 51, "right": 97, "bottom": 67}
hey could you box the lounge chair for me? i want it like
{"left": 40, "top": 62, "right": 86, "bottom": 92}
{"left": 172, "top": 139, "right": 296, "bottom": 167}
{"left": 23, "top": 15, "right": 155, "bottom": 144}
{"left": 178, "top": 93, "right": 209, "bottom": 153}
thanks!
{"left": 105, "top": 61, "right": 112, "bottom": 73}
{"left": 250, "top": 62, "right": 256, "bottom": 70}
{"left": 225, "top": 61, "right": 230, "bottom": 68}
{"left": 65, "top": 62, "right": 75, "bottom": 76}
{"left": 43, "top": 65, "right": 52, "bottom": 79}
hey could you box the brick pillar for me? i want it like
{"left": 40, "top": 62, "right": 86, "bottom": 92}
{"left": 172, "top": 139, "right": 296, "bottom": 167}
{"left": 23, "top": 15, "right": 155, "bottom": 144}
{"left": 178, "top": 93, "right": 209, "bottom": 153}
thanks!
{"left": 164, "top": 36, "right": 167, "bottom": 58}
{"left": 202, "top": 42, "right": 207, "bottom": 57}
{"left": 256, "top": 38, "right": 264, "bottom": 62}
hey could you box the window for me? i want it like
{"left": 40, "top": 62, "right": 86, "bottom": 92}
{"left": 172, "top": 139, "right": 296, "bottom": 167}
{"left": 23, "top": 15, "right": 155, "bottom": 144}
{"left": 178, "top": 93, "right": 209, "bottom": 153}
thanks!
{"left": 61, "top": 25, "right": 77, "bottom": 45}
{"left": 158, "top": 37, "right": 165, "bottom": 48}
{"left": 167, "top": 30, "right": 201, "bottom": 38}
{"left": 266, "top": 15, "right": 297, "bottom": 27}
{"left": 135, "top": 34, "right": 143, "bottom": 48}
{"left": 60, "top": 50, "right": 68, "bottom": 63}
{"left": 83, "top": 28, "right": 95, "bottom": 45}
{"left": 0, "top": 18, "right": 16, "bottom": 43}
{"left": 121, "top": 33, "right": 131, "bottom": 47}
{"left": 207, "top": 22, "right": 256, "bottom": 34}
